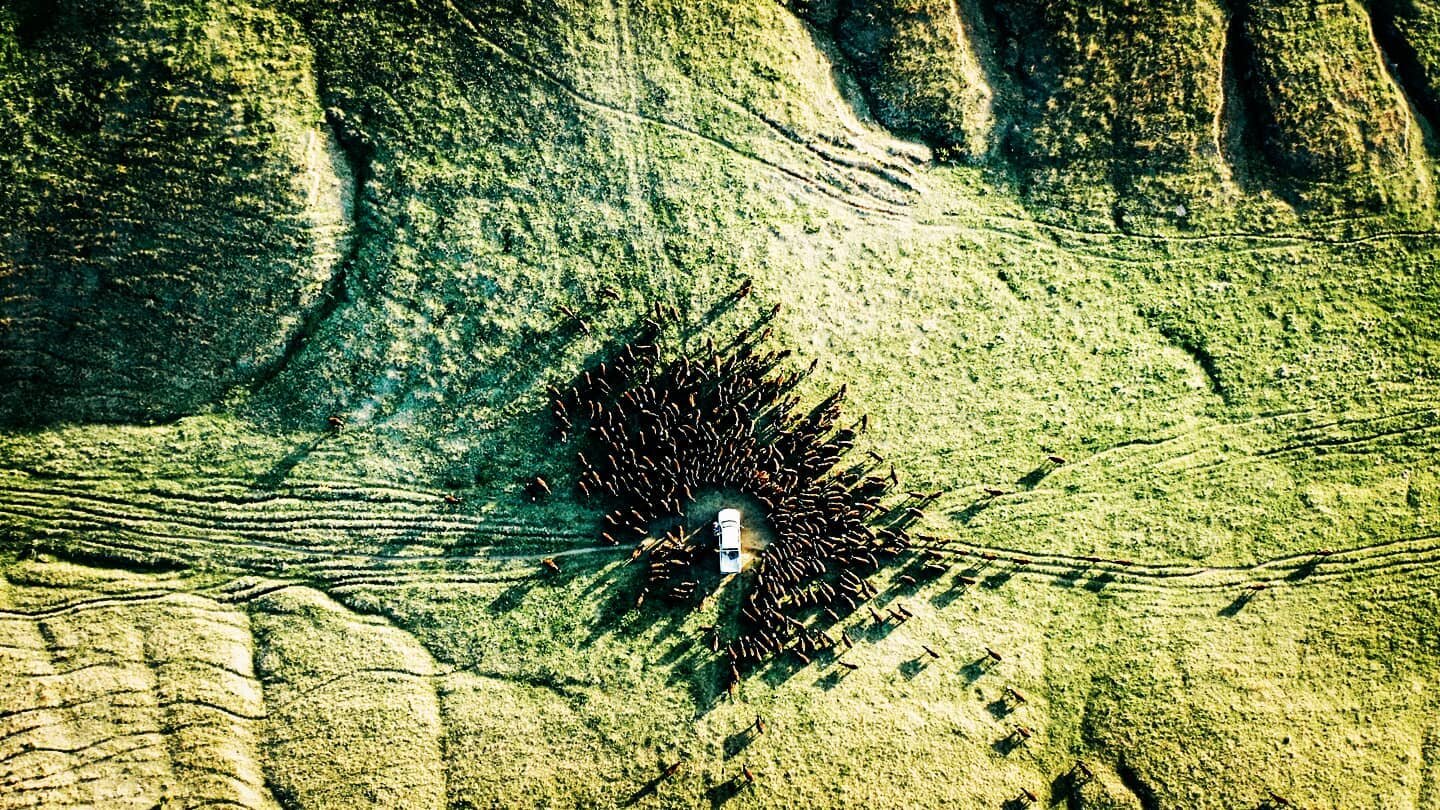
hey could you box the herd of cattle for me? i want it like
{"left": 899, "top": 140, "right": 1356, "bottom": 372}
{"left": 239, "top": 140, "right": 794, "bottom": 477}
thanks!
{"left": 546, "top": 307, "right": 922, "bottom": 683}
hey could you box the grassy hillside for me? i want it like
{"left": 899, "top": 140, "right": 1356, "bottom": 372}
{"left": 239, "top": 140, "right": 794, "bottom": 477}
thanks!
{"left": 2, "top": 0, "right": 1439, "bottom": 808}
{"left": 0, "top": 0, "right": 351, "bottom": 424}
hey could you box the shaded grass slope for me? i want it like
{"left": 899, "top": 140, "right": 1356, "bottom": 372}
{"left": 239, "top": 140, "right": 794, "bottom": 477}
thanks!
{"left": 0, "top": 0, "right": 350, "bottom": 425}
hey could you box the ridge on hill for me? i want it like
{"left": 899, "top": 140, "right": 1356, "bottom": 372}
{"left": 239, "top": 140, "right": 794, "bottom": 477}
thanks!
{"left": 3, "top": 0, "right": 1439, "bottom": 425}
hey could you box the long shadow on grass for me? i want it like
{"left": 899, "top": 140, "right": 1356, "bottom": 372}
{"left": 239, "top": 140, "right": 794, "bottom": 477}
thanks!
{"left": 757, "top": 653, "right": 808, "bottom": 689}
{"left": 255, "top": 432, "right": 332, "bottom": 488}
{"left": 1053, "top": 563, "right": 1088, "bottom": 588}
{"left": 1016, "top": 464, "right": 1052, "bottom": 489}
{"left": 622, "top": 772, "right": 671, "bottom": 806}
{"left": 486, "top": 577, "right": 540, "bottom": 614}
{"left": 960, "top": 656, "right": 995, "bottom": 683}
{"left": 1049, "top": 771, "right": 1085, "bottom": 807}
{"left": 872, "top": 558, "right": 940, "bottom": 606}
{"left": 449, "top": 313, "right": 657, "bottom": 501}
{"left": 706, "top": 774, "right": 752, "bottom": 809}
{"left": 930, "top": 580, "right": 969, "bottom": 609}
{"left": 1084, "top": 571, "right": 1115, "bottom": 593}
{"left": 991, "top": 732, "right": 1033, "bottom": 758}
{"left": 1285, "top": 557, "right": 1320, "bottom": 581}
{"left": 571, "top": 559, "right": 735, "bottom": 710}
{"left": 986, "top": 698, "right": 1015, "bottom": 720}
{"left": 482, "top": 554, "right": 605, "bottom": 614}
{"left": 950, "top": 500, "right": 992, "bottom": 525}
{"left": 899, "top": 656, "right": 930, "bottom": 680}
{"left": 1219, "top": 590, "right": 1256, "bottom": 617}
{"left": 669, "top": 649, "right": 729, "bottom": 714}
{"left": 675, "top": 285, "right": 752, "bottom": 348}
{"left": 581, "top": 561, "right": 690, "bottom": 648}
{"left": 451, "top": 309, "right": 594, "bottom": 419}
{"left": 812, "top": 665, "right": 852, "bottom": 690}
{"left": 723, "top": 725, "right": 760, "bottom": 757}
{"left": 982, "top": 570, "right": 1013, "bottom": 589}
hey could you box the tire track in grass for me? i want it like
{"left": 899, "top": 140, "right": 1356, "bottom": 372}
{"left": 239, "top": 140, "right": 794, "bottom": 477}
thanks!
{"left": 5, "top": 401, "right": 1437, "bottom": 608}
{"left": 432, "top": 0, "right": 910, "bottom": 219}
{"left": 0, "top": 738, "right": 165, "bottom": 791}
{"left": 1, "top": 487, "right": 524, "bottom": 539}
{"left": 5, "top": 492, "right": 1434, "bottom": 598}
{"left": 915, "top": 531, "right": 1440, "bottom": 594}
{"left": 0, "top": 500, "right": 585, "bottom": 571}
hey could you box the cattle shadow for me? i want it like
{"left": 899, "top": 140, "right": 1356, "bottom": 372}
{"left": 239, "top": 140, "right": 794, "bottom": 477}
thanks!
{"left": 659, "top": 635, "right": 696, "bottom": 666}
{"left": 454, "top": 306, "right": 598, "bottom": 420}
{"left": 899, "top": 656, "right": 930, "bottom": 680}
{"left": 1219, "top": 590, "right": 1256, "bottom": 617}
{"left": 813, "top": 666, "right": 850, "bottom": 690}
{"left": 758, "top": 653, "right": 808, "bottom": 688}
{"left": 678, "top": 283, "right": 750, "bottom": 346}
{"left": 622, "top": 771, "right": 673, "bottom": 806}
{"left": 963, "top": 560, "right": 993, "bottom": 578}
{"left": 580, "top": 562, "right": 692, "bottom": 649}
{"left": 719, "top": 310, "right": 779, "bottom": 354}
{"left": 484, "top": 554, "right": 602, "bottom": 616}
{"left": 951, "top": 500, "right": 992, "bottom": 525}
{"left": 723, "top": 725, "right": 760, "bottom": 757}
{"left": 1285, "top": 557, "right": 1321, "bottom": 582}
{"left": 930, "top": 579, "right": 969, "bottom": 609}
{"left": 991, "top": 733, "right": 1026, "bottom": 757}
{"left": 876, "top": 559, "right": 944, "bottom": 601}
{"left": 986, "top": 698, "right": 1015, "bottom": 720}
{"left": 256, "top": 432, "right": 331, "bottom": 488}
{"left": 1053, "top": 562, "right": 1089, "bottom": 587}
{"left": 858, "top": 616, "right": 899, "bottom": 643}
{"left": 667, "top": 649, "right": 730, "bottom": 715}
{"left": 982, "top": 570, "right": 1013, "bottom": 589}
{"left": 486, "top": 578, "right": 539, "bottom": 615}
{"left": 706, "top": 774, "right": 752, "bottom": 809}
{"left": 961, "top": 657, "right": 993, "bottom": 683}
{"left": 455, "top": 314, "right": 662, "bottom": 488}
{"left": 1016, "top": 464, "right": 1052, "bottom": 489}
{"left": 1050, "top": 771, "right": 1087, "bottom": 805}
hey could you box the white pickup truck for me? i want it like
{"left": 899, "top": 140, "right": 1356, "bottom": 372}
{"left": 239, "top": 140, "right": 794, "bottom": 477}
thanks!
{"left": 714, "top": 508, "right": 741, "bottom": 574}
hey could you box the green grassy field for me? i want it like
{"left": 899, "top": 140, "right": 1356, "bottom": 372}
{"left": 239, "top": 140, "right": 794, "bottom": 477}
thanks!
{"left": 3, "top": 0, "right": 1440, "bottom": 808}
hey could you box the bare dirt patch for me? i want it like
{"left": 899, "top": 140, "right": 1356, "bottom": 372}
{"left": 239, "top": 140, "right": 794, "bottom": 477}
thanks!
{"left": 684, "top": 488, "right": 776, "bottom": 568}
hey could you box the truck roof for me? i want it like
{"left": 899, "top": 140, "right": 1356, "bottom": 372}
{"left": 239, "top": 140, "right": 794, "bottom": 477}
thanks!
{"left": 717, "top": 509, "right": 741, "bottom": 573}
